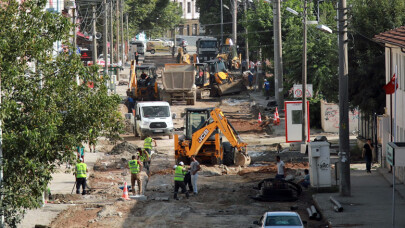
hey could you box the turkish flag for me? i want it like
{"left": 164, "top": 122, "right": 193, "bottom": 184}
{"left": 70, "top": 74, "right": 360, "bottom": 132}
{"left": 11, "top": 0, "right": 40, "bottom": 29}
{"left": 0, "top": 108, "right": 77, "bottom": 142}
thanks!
{"left": 383, "top": 74, "right": 398, "bottom": 94}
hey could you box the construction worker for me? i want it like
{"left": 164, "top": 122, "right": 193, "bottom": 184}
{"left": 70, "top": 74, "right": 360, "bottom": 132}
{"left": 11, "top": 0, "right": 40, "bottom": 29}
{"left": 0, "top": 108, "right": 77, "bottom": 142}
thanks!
{"left": 264, "top": 79, "right": 271, "bottom": 100}
{"left": 143, "top": 134, "right": 157, "bottom": 157}
{"left": 75, "top": 158, "right": 88, "bottom": 195}
{"left": 128, "top": 155, "right": 143, "bottom": 195}
{"left": 173, "top": 161, "right": 189, "bottom": 200}
{"left": 137, "top": 148, "right": 150, "bottom": 173}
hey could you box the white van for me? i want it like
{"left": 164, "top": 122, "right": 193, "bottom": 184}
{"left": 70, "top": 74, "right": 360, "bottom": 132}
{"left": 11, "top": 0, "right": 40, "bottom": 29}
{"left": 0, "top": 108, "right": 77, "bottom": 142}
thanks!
{"left": 133, "top": 101, "right": 174, "bottom": 139}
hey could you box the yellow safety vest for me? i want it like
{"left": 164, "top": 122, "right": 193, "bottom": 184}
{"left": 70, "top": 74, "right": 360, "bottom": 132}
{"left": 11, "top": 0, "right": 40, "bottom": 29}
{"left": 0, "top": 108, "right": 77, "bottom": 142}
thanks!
{"left": 144, "top": 137, "right": 152, "bottom": 149}
{"left": 174, "top": 166, "right": 185, "bottom": 181}
{"left": 128, "top": 160, "right": 140, "bottom": 174}
{"left": 76, "top": 163, "right": 87, "bottom": 178}
{"left": 140, "top": 152, "right": 149, "bottom": 162}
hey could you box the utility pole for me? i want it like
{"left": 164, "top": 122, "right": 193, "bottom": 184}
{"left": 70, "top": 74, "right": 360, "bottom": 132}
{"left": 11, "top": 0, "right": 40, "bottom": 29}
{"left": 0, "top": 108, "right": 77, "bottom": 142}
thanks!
{"left": 244, "top": 0, "right": 249, "bottom": 64}
{"left": 301, "top": 0, "right": 307, "bottom": 143}
{"left": 72, "top": 7, "right": 77, "bottom": 51}
{"left": 116, "top": 0, "right": 120, "bottom": 65}
{"left": 273, "top": 0, "right": 284, "bottom": 108}
{"left": 110, "top": 0, "right": 114, "bottom": 66}
{"left": 220, "top": 0, "right": 223, "bottom": 46}
{"left": 120, "top": 0, "right": 124, "bottom": 63}
{"left": 103, "top": 0, "right": 108, "bottom": 75}
{"left": 232, "top": 0, "right": 237, "bottom": 44}
{"left": 172, "top": 26, "right": 176, "bottom": 58}
{"left": 126, "top": 14, "right": 129, "bottom": 56}
{"left": 338, "top": 0, "right": 351, "bottom": 196}
{"left": 0, "top": 70, "right": 4, "bottom": 228}
{"left": 92, "top": 5, "right": 97, "bottom": 65}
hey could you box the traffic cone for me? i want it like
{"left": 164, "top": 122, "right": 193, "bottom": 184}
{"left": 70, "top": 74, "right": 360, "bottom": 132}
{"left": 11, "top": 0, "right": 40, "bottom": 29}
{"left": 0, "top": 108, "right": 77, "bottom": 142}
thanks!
{"left": 258, "top": 112, "right": 262, "bottom": 124}
{"left": 273, "top": 108, "right": 280, "bottom": 125}
{"left": 122, "top": 182, "right": 130, "bottom": 200}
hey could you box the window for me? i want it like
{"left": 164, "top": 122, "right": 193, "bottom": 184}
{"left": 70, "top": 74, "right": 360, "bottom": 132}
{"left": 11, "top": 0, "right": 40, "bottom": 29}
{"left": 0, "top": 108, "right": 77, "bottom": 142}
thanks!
{"left": 179, "top": 25, "right": 184, "bottom": 35}
{"left": 187, "top": 25, "right": 190, "bottom": 36}
{"left": 193, "top": 24, "right": 198, "bottom": 35}
{"left": 292, "top": 110, "right": 302, "bottom": 124}
{"left": 187, "top": 2, "right": 191, "bottom": 13}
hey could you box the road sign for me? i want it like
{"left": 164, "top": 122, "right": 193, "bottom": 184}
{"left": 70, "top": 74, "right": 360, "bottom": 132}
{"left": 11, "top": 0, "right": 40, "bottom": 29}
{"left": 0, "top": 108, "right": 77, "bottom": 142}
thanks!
{"left": 293, "top": 84, "right": 313, "bottom": 98}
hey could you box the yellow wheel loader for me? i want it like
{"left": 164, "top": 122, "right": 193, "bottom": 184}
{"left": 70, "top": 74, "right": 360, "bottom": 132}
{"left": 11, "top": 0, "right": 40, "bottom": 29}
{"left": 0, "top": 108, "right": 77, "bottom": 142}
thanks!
{"left": 205, "top": 59, "right": 246, "bottom": 96}
{"left": 174, "top": 108, "right": 251, "bottom": 166}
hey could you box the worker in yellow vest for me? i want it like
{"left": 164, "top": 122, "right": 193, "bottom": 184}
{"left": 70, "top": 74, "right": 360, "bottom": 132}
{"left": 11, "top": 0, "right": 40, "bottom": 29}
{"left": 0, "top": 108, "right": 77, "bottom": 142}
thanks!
{"left": 128, "top": 155, "right": 143, "bottom": 195}
{"left": 75, "top": 158, "right": 88, "bottom": 195}
{"left": 143, "top": 135, "right": 157, "bottom": 157}
{"left": 137, "top": 148, "right": 150, "bottom": 173}
{"left": 173, "top": 161, "right": 189, "bottom": 200}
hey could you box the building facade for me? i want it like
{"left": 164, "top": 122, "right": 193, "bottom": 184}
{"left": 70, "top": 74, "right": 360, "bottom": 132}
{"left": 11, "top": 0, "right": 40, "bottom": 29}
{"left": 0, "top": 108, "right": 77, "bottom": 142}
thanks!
{"left": 172, "top": 0, "right": 200, "bottom": 36}
{"left": 374, "top": 26, "right": 405, "bottom": 183}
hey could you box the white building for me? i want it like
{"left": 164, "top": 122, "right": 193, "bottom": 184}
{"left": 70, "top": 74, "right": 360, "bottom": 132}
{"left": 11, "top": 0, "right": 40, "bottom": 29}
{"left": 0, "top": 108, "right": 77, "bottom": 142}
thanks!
{"left": 172, "top": 0, "right": 200, "bottom": 36}
{"left": 374, "top": 26, "right": 405, "bottom": 183}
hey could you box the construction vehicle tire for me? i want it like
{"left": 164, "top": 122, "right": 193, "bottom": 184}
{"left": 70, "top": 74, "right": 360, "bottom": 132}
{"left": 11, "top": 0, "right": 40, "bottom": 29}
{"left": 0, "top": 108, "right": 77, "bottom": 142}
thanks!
{"left": 139, "top": 131, "right": 146, "bottom": 140}
{"left": 209, "top": 85, "right": 220, "bottom": 97}
{"left": 189, "top": 91, "right": 196, "bottom": 105}
{"left": 150, "top": 49, "right": 155, "bottom": 54}
{"left": 222, "top": 142, "right": 235, "bottom": 166}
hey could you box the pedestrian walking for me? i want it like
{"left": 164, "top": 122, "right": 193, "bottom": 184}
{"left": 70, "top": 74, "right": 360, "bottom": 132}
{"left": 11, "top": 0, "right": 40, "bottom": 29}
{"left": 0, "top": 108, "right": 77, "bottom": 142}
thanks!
{"left": 88, "top": 128, "right": 96, "bottom": 153}
{"left": 143, "top": 135, "right": 157, "bottom": 156}
{"left": 190, "top": 155, "right": 201, "bottom": 195}
{"left": 263, "top": 79, "right": 270, "bottom": 100}
{"left": 75, "top": 158, "right": 88, "bottom": 195}
{"left": 248, "top": 71, "right": 254, "bottom": 90}
{"left": 173, "top": 161, "right": 189, "bottom": 200}
{"left": 138, "top": 148, "right": 150, "bottom": 173}
{"left": 77, "top": 145, "right": 85, "bottom": 162}
{"left": 135, "top": 51, "right": 139, "bottom": 65}
{"left": 128, "top": 155, "right": 143, "bottom": 195}
{"left": 249, "top": 60, "right": 255, "bottom": 73}
{"left": 362, "top": 139, "right": 373, "bottom": 173}
{"left": 275, "top": 155, "right": 285, "bottom": 179}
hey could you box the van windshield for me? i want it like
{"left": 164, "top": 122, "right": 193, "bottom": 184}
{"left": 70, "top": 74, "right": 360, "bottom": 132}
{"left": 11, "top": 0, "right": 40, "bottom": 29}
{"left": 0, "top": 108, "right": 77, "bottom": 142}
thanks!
{"left": 199, "top": 41, "right": 217, "bottom": 48}
{"left": 142, "top": 106, "right": 170, "bottom": 118}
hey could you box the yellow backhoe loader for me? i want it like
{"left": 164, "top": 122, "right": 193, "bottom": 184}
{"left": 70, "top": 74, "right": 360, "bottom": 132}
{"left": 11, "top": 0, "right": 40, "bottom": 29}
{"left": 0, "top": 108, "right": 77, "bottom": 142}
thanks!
{"left": 206, "top": 59, "right": 246, "bottom": 96}
{"left": 217, "top": 38, "right": 241, "bottom": 70}
{"left": 174, "top": 108, "right": 251, "bottom": 166}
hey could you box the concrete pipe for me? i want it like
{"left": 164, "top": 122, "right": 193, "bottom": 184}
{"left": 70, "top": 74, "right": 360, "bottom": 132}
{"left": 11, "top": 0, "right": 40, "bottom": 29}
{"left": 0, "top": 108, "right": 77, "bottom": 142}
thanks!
{"left": 306, "top": 208, "right": 314, "bottom": 220}
{"left": 310, "top": 205, "right": 318, "bottom": 217}
{"left": 330, "top": 196, "right": 343, "bottom": 212}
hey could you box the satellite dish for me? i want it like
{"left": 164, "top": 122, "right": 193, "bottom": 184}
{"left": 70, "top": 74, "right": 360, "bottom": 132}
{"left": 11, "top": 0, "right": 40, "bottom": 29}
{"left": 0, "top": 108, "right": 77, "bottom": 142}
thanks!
{"left": 95, "top": 32, "right": 102, "bottom": 40}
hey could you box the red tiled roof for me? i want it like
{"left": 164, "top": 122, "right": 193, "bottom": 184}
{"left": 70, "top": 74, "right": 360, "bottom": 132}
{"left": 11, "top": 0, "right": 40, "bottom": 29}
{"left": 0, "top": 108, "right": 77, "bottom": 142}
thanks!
{"left": 373, "top": 26, "right": 405, "bottom": 48}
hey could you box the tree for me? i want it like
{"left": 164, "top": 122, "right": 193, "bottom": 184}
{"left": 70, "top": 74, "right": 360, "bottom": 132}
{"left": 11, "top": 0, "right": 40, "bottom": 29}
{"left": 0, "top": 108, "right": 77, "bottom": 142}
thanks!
{"left": 0, "top": 0, "right": 123, "bottom": 226}
{"left": 126, "top": 0, "right": 183, "bottom": 38}
{"left": 348, "top": 0, "right": 405, "bottom": 115}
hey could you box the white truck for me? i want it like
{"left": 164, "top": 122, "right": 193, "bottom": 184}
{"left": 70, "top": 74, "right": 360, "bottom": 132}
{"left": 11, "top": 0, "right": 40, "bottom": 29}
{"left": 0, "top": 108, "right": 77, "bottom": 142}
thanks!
{"left": 161, "top": 63, "right": 197, "bottom": 105}
{"left": 133, "top": 101, "right": 174, "bottom": 139}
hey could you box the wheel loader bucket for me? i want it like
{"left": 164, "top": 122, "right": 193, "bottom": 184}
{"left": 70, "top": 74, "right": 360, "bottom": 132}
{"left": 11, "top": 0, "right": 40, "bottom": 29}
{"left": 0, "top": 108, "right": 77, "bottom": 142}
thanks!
{"left": 217, "top": 79, "right": 246, "bottom": 96}
{"left": 234, "top": 152, "right": 251, "bottom": 167}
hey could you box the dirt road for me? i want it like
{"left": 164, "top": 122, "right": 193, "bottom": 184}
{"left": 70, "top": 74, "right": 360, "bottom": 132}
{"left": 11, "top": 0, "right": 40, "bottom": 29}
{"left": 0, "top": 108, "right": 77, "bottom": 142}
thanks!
{"left": 44, "top": 54, "right": 329, "bottom": 228}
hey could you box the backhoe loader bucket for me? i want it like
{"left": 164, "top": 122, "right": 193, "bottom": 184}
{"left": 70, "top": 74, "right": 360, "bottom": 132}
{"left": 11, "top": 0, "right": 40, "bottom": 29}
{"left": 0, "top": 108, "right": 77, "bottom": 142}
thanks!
{"left": 234, "top": 152, "right": 251, "bottom": 167}
{"left": 217, "top": 79, "right": 246, "bottom": 96}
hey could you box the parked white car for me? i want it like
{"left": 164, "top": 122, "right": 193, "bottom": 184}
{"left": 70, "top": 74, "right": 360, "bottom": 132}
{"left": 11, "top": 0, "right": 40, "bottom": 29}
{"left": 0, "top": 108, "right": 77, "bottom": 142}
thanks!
{"left": 253, "top": 212, "right": 305, "bottom": 228}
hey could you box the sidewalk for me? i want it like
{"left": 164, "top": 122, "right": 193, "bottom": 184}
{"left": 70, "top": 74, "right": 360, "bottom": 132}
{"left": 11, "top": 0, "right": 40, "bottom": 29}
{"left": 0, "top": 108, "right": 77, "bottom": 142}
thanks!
{"left": 313, "top": 165, "right": 405, "bottom": 227}
{"left": 18, "top": 151, "right": 103, "bottom": 228}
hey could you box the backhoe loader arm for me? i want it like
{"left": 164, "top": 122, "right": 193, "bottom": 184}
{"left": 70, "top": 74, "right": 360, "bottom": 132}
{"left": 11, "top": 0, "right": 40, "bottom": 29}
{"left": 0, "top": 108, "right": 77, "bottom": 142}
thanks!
{"left": 185, "top": 108, "right": 247, "bottom": 156}
{"left": 129, "top": 60, "right": 137, "bottom": 90}
{"left": 209, "top": 108, "right": 247, "bottom": 152}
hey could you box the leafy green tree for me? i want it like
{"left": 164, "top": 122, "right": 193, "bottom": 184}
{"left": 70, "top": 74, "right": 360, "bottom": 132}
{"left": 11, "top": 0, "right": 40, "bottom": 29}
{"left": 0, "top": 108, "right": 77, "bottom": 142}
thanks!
{"left": 244, "top": 0, "right": 338, "bottom": 103}
{"left": 126, "top": 0, "right": 183, "bottom": 38}
{"left": 0, "top": 0, "right": 123, "bottom": 226}
{"left": 348, "top": 0, "right": 405, "bottom": 115}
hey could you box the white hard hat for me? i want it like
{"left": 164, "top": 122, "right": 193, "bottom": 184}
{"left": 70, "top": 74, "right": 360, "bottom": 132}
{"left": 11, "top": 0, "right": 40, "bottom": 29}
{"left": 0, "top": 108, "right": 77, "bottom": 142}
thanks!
{"left": 79, "top": 157, "right": 83, "bottom": 162}
{"left": 179, "top": 161, "right": 184, "bottom": 166}
{"left": 173, "top": 165, "right": 177, "bottom": 169}
{"left": 264, "top": 79, "right": 267, "bottom": 82}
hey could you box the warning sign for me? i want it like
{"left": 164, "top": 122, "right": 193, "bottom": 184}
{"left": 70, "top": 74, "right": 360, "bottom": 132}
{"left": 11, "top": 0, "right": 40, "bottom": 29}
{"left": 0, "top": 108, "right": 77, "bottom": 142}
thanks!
{"left": 293, "top": 84, "right": 313, "bottom": 98}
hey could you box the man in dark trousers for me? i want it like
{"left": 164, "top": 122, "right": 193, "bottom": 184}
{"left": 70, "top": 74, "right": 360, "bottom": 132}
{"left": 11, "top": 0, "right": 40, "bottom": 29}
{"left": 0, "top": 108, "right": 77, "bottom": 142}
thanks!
{"left": 362, "top": 139, "right": 374, "bottom": 173}
{"left": 184, "top": 169, "right": 193, "bottom": 193}
{"left": 173, "top": 161, "right": 189, "bottom": 200}
{"left": 75, "top": 158, "right": 88, "bottom": 195}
